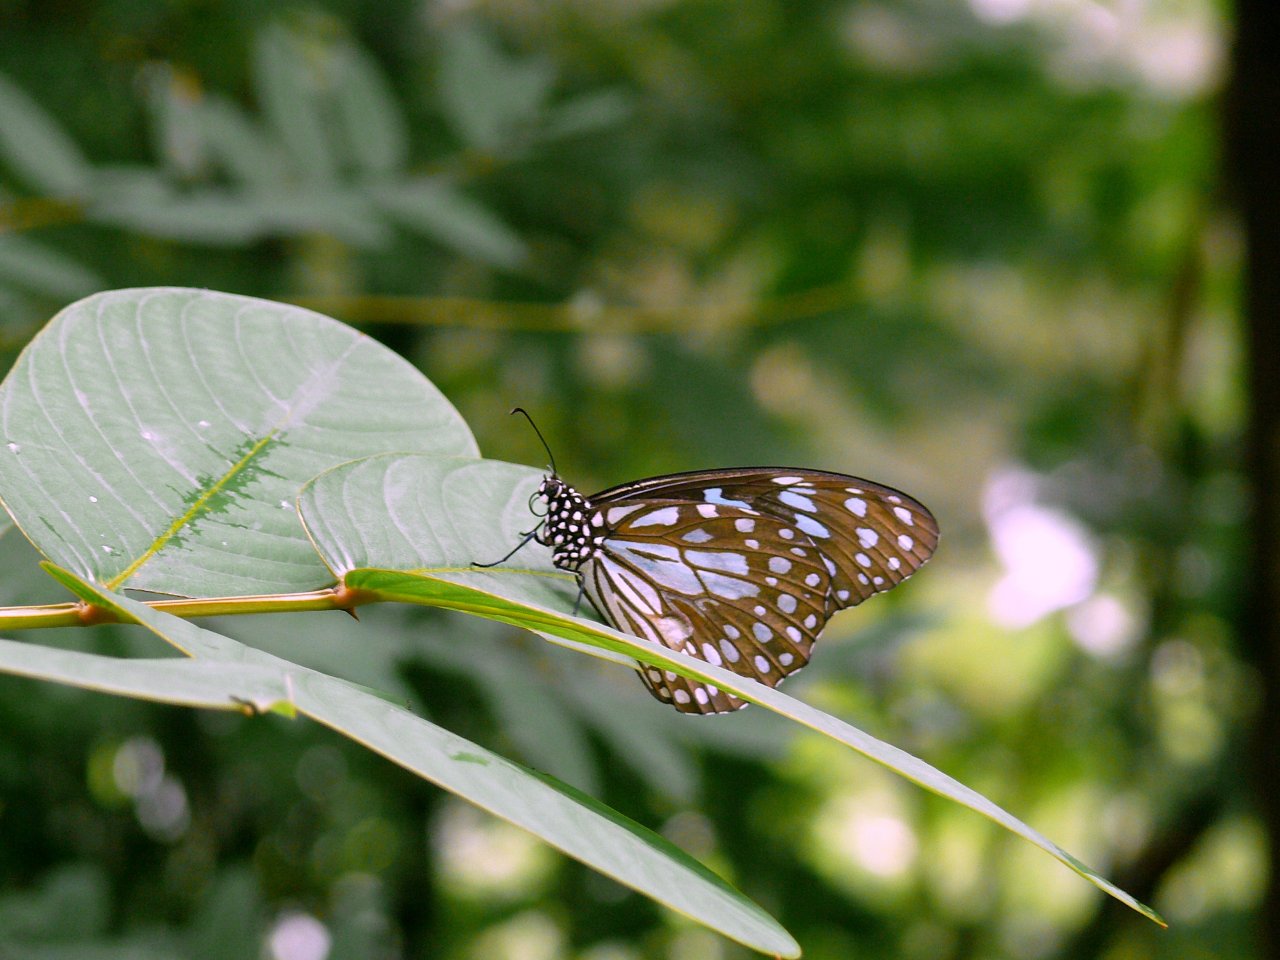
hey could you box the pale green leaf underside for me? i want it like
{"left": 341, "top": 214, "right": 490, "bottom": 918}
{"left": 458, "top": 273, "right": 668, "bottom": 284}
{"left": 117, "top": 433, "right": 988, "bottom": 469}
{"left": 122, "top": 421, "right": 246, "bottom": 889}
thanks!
{"left": 39, "top": 565, "right": 799, "bottom": 958}
{"left": 298, "top": 453, "right": 1165, "bottom": 927}
{"left": 0, "top": 288, "right": 476, "bottom": 598}
{"left": 0, "top": 635, "right": 295, "bottom": 714}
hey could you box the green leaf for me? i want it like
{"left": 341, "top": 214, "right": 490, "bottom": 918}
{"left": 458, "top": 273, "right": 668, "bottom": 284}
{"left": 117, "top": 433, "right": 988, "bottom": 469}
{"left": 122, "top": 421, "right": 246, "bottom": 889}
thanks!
{"left": 330, "top": 40, "right": 409, "bottom": 176}
{"left": 0, "top": 234, "right": 102, "bottom": 299}
{"left": 369, "top": 179, "right": 526, "bottom": 269}
{"left": 0, "top": 288, "right": 476, "bottom": 597}
{"left": 0, "top": 72, "right": 94, "bottom": 196}
{"left": 297, "top": 452, "right": 1167, "bottom": 928}
{"left": 89, "top": 191, "right": 272, "bottom": 245}
{"left": 253, "top": 24, "right": 338, "bottom": 184}
{"left": 438, "top": 23, "right": 554, "bottom": 153}
{"left": 196, "top": 95, "right": 290, "bottom": 189}
{"left": 40, "top": 565, "right": 801, "bottom": 959}
{"left": 540, "top": 90, "right": 633, "bottom": 143}
{"left": 0, "top": 636, "right": 295, "bottom": 714}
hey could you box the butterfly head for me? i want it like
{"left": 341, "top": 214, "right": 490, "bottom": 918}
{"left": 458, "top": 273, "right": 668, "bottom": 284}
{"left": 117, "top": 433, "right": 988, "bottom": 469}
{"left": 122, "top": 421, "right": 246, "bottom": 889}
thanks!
{"left": 534, "top": 475, "right": 605, "bottom": 571}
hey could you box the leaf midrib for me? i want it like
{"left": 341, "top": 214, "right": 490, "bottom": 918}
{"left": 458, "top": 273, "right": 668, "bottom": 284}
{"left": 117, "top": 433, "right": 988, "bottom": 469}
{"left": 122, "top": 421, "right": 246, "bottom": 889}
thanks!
{"left": 106, "top": 428, "right": 280, "bottom": 589}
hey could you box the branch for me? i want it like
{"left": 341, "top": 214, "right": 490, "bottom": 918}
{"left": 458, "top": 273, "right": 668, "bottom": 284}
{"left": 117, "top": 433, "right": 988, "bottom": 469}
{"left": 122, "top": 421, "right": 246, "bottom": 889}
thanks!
{"left": 0, "top": 583, "right": 371, "bottom": 630}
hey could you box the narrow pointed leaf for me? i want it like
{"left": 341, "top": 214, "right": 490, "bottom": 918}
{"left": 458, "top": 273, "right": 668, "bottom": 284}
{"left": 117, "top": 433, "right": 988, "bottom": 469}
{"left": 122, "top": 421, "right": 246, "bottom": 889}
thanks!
{"left": 0, "top": 234, "right": 101, "bottom": 299}
{"left": 330, "top": 40, "right": 408, "bottom": 176}
{"left": 254, "top": 25, "right": 337, "bottom": 183}
{"left": 0, "top": 72, "right": 94, "bottom": 196}
{"left": 0, "top": 636, "right": 295, "bottom": 714}
{"left": 40, "top": 564, "right": 800, "bottom": 958}
{"left": 298, "top": 452, "right": 1166, "bottom": 927}
{"left": 369, "top": 179, "right": 526, "bottom": 269}
{"left": 0, "top": 288, "right": 476, "bottom": 597}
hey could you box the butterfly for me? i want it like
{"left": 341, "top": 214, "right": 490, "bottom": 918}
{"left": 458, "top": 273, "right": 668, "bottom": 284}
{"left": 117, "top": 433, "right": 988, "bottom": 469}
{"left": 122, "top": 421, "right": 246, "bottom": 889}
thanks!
{"left": 478, "top": 410, "right": 939, "bottom": 715}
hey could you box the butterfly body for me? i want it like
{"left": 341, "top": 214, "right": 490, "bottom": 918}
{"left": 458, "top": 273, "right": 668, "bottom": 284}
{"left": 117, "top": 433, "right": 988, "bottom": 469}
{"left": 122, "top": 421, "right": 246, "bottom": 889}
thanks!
{"left": 527, "top": 467, "right": 938, "bottom": 715}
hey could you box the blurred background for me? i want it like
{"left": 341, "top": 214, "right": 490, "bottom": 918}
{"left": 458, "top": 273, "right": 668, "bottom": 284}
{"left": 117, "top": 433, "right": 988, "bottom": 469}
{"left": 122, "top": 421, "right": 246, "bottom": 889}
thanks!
{"left": 0, "top": 1, "right": 1267, "bottom": 958}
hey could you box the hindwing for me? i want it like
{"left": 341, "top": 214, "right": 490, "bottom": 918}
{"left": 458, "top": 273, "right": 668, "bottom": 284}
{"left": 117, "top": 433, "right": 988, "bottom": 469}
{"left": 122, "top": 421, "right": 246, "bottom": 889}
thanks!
{"left": 580, "top": 499, "right": 837, "bottom": 714}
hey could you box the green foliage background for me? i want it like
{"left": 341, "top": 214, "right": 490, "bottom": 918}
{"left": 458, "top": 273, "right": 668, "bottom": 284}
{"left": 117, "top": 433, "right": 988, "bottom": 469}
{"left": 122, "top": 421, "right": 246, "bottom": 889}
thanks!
{"left": 0, "top": 2, "right": 1246, "bottom": 959}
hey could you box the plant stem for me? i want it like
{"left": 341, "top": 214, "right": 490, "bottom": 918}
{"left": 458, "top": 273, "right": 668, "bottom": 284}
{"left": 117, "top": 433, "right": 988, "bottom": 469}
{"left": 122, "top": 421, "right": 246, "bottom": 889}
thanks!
{"left": 0, "top": 587, "right": 364, "bottom": 630}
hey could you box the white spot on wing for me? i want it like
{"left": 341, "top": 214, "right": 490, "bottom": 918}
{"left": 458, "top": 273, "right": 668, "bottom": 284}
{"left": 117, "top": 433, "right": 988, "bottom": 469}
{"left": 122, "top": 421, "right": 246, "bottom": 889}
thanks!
{"left": 683, "top": 528, "right": 714, "bottom": 543}
{"left": 608, "top": 563, "right": 662, "bottom": 615}
{"left": 898, "top": 534, "right": 914, "bottom": 550}
{"left": 857, "top": 527, "right": 879, "bottom": 547}
{"left": 894, "top": 505, "right": 914, "bottom": 525}
{"left": 696, "top": 503, "right": 718, "bottom": 518}
{"left": 796, "top": 515, "right": 830, "bottom": 538}
{"left": 702, "top": 572, "right": 761, "bottom": 599}
{"left": 720, "top": 638, "right": 741, "bottom": 662}
{"left": 845, "top": 497, "right": 867, "bottom": 517}
{"left": 772, "top": 476, "right": 805, "bottom": 485}
{"left": 753, "top": 622, "right": 772, "bottom": 642}
{"left": 655, "top": 616, "right": 696, "bottom": 647}
{"left": 633, "top": 506, "right": 681, "bottom": 527}
{"left": 686, "top": 550, "right": 749, "bottom": 575}
{"left": 704, "top": 487, "right": 752, "bottom": 509}
{"left": 754, "top": 655, "right": 772, "bottom": 672}
{"left": 608, "top": 542, "right": 701, "bottom": 594}
{"left": 735, "top": 517, "right": 756, "bottom": 533}
{"left": 779, "top": 491, "right": 816, "bottom": 512}
{"left": 778, "top": 594, "right": 797, "bottom": 614}
{"left": 702, "top": 642, "right": 723, "bottom": 666}
{"left": 607, "top": 504, "right": 646, "bottom": 524}
{"left": 768, "top": 557, "right": 792, "bottom": 574}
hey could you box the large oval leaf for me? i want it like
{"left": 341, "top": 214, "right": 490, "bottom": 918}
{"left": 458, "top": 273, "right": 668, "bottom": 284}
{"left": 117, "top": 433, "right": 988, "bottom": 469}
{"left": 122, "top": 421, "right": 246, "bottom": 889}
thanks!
{"left": 0, "top": 288, "right": 476, "bottom": 597}
{"left": 298, "top": 453, "right": 1165, "bottom": 927}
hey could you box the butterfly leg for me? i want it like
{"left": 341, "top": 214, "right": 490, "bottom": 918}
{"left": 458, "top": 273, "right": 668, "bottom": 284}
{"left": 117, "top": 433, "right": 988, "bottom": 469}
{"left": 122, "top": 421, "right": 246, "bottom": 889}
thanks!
{"left": 471, "top": 523, "right": 544, "bottom": 568}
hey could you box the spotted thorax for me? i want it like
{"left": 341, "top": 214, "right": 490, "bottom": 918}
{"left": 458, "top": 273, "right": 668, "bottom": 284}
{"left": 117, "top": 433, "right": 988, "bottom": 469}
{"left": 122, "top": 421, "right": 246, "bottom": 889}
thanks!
{"left": 535, "top": 476, "right": 606, "bottom": 571}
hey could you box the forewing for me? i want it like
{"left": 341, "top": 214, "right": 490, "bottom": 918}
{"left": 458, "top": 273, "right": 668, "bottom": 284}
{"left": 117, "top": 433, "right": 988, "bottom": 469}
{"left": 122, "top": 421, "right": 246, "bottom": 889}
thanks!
{"left": 592, "top": 468, "right": 937, "bottom": 613}
{"left": 581, "top": 500, "right": 833, "bottom": 715}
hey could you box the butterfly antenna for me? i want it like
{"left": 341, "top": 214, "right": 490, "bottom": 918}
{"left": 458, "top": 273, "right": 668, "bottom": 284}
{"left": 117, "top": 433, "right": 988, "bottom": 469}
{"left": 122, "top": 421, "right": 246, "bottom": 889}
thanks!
{"left": 511, "top": 406, "right": 558, "bottom": 475}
